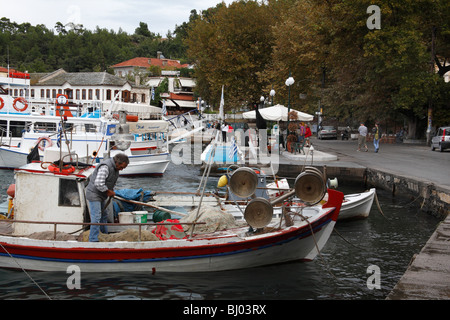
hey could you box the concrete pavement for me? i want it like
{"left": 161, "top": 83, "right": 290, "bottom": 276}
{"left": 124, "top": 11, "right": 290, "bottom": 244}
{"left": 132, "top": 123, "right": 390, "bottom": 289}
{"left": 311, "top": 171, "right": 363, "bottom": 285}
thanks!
{"left": 280, "top": 137, "right": 450, "bottom": 191}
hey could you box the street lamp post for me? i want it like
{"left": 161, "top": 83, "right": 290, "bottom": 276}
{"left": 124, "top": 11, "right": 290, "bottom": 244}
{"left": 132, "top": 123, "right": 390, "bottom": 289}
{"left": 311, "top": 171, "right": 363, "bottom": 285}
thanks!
{"left": 285, "top": 73, "right": 295, "bottom": 133}
{"left": 270, "top": 87, "right": 275, "bottom": 106}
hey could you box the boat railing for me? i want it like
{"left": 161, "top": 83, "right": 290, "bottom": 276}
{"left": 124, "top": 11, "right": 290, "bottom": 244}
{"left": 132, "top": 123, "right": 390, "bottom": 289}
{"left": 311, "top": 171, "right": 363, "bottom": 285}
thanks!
{"left": 3, "top": 219, "right": 205, "bottom": 242}
{"left": 0, "top": 127, "right": 12, "bottom": 146}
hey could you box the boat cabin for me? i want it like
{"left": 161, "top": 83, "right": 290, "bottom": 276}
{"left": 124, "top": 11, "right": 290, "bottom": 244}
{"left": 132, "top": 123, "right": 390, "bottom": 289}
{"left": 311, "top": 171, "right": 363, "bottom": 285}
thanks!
{"left": 12, "top": 162, "right": 95, "bottom": 236}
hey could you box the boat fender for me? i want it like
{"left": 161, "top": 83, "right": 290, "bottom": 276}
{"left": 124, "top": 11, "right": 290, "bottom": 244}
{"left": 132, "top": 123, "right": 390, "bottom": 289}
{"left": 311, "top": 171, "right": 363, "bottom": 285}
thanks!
{"left": 217, "top": 175, "right": 228, "bottom": 188}
{"left": 48, "top": 163, "right": 76, "bottom": 174}
{"left": 327, "top": 178, "right": 339, "bottom": 189}
{"left": 13, "top": 97, "right": 28, "bottom": 112}
{"left": 7, "top": 184, "right": 15, "bottom": 198}
{"left": 0, "top": 97, "right": 4, "bottom": 110}
{"left": 112, "top": 114, "right": 139, "bottom": 122}
{"left": 126, "top": 115, "right": 139, "bottom": 122}
{"left": 36, "top": 137, "right": 53, "bottom": 151}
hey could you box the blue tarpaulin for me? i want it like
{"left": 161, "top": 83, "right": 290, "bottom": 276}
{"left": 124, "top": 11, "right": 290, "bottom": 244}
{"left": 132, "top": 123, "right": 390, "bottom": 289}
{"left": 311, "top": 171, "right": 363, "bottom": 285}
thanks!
{"left": 112, "top": 188, "right": 153, "bottom": 214}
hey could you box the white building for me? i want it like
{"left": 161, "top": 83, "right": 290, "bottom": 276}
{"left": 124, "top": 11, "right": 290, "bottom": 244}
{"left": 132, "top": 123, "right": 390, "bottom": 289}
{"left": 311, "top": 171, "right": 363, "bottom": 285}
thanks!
{"left": 29, "top": 69, "right": 150, "bottom": 111}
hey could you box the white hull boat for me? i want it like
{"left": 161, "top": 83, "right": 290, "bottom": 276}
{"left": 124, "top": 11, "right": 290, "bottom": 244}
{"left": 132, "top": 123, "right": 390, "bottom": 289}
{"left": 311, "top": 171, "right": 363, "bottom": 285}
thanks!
{"left": 0, "top": 163, "right": 344, "bottom": 273}
{"left": 0, "top": 117, "right": 171, "bottom": 176}
{"left": 339, "top": 188, "right": 376, "bottom": 221}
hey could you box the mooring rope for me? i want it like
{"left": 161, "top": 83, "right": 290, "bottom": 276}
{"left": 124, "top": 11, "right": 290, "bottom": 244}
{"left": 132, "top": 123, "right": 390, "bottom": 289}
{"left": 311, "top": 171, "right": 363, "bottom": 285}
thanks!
{"left": 374, "top": 192, "right": 388, "bottom": 220}
{"left": 332, "top": 228, "right": 368, "bottom": 251}
{"left": 291, "top": 209, "right": 339, "bottom": 281}
{"left": 0, "top": 243, "right": 51, "bottom": 300}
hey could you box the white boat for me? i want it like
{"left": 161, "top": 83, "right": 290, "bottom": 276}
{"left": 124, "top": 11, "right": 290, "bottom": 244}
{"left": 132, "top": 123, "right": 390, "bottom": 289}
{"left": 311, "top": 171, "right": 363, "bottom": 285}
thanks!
{"left": 212, "top": 169, "right": 375, "bottom": 222}
{"left": 0, "top": 163, "right": 344, "bottom": 273}
{"left": 0, "top": 113, "right": 170, "bottom": 176}
{"left": 225, "top": 189, "right": 376, "bottom": 222}
{"left": 339, "top": 188, "right": 376, "bottom": 221}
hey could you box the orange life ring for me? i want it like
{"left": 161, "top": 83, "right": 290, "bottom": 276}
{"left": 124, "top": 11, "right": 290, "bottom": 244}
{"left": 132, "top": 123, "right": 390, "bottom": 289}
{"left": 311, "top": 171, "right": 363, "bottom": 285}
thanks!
{"left": 36, "top": 137, "right": 53, "bottom": 151}
{"left": 0, "top": 97, "right": 4, "bottom": 110}
{"left": 13, "top": 97, "right": 28, "bottom": 112}
{"left": 48, "top": 163, "right": 75, "bottom": 174}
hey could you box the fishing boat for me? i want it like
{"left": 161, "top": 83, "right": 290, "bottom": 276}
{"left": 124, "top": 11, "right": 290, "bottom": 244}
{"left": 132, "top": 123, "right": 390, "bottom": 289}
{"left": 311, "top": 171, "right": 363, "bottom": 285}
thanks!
{"left": 0, "top": 110, "right": 170, "bottom": 176}
{"left": 338, "top": 188, "right": 376, "bottom": 221}
{"left": 198, "top": 169, "right": 374, "bottom": 222}
{"left": 0, "top": 161, "right": 343, "bottom": 272}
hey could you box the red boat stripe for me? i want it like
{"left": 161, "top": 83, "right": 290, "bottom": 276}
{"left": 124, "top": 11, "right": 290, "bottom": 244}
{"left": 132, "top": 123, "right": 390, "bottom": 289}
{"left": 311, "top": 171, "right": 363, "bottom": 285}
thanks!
{"left": 0, "top": 209, "right": 335, "bottom": 263}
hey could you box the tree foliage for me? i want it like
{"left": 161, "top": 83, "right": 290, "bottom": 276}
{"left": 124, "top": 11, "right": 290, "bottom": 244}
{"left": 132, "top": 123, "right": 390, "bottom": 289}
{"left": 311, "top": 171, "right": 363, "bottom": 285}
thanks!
{"left": 0, "top": 17, "right": 190, "bottom": 73}
{"left": 186, "top": 0, "right": 450, "bottom": 137}
{"left": 1, "top": 0, "right": 449, "bottom": 137}
{"left": 186, "top": 1, "right": 278, "bottom": 108}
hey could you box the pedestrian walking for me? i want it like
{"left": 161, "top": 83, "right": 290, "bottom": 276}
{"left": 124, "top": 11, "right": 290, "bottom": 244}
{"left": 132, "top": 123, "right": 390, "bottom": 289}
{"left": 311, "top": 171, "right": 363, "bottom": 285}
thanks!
{"left": 357, "top": 123, "right": 368, "bottom": 152}
{"left": 372, "top": 122, "right": 381, "bottom": 153}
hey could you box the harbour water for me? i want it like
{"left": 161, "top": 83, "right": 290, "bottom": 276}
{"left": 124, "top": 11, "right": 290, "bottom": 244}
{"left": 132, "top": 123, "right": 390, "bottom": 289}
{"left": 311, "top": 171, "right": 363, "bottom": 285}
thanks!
{"left": 0, "top": 159, "right": 440, "bottom": 300}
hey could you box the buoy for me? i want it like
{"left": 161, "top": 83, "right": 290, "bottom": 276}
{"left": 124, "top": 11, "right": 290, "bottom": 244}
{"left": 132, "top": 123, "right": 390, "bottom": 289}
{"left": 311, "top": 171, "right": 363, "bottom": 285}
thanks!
{"left": 327, "top": 178, "right": 339, "bottom": 189}
{"left": 7, "top": 184, "right": 15, "bottom": 198}
{"left": 13, "top": 97, "right": 28, "bottom": 112}
{"left": 36, "top": 136, "right": 53, "bottom": 151}
{"left": 126, "top": 115, "right": 139, "bottom": 122}
{"left": 217, "top": 175, "right": 228, "bottom": 188}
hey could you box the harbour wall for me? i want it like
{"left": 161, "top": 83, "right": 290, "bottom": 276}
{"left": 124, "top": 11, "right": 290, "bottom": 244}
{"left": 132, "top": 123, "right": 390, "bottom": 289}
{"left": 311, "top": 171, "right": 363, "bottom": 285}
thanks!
{"left": 277, "top": 164, "right": 449, "bottom": 220}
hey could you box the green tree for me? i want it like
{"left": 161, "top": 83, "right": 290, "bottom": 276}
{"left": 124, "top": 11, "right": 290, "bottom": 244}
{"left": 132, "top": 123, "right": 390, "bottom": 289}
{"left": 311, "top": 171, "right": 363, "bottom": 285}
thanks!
{"left": 186, "top": 1, "right": 276, "bottom": 110}
{"left": 269, "top": 0, "right": 450, "bottom": 138}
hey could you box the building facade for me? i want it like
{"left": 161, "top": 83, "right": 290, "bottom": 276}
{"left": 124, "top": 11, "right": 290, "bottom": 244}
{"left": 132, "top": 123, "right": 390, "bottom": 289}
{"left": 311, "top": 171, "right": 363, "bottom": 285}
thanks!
{"left": 29, "top": 69, "right": 150, "bottom": 111}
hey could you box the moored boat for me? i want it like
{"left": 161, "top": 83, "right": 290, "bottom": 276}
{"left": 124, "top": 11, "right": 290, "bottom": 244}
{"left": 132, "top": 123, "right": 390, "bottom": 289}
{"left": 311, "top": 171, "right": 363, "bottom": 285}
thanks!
{"left": 0, "top": 162, "right": 344, "bottom": 273}
{"left": 0, "top": 111, "right": 170, "bottom": 176}
{"left": 338, "top": 188, "right": 376, "bottom": 221}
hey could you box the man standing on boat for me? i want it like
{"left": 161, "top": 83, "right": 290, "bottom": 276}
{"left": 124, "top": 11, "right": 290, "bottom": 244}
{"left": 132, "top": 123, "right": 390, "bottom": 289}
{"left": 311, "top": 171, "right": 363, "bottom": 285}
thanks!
{"left": 86, "top": 153, "right": 129, "bottom": 242}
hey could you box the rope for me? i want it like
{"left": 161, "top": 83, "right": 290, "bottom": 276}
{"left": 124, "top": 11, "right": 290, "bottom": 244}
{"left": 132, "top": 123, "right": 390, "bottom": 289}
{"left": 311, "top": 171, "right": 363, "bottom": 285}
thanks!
{"left": 290, "top": 208, "right": 339, "bottom": 281}
{"left": 332, "top": 228, "right": 368, "bottom": 251}
{"left": 190, "top": 131, "right": 220, "bottom": 237}
{"left": 374, "top": 192, "right": 388, "bottom": 220}
{"left": 0, "top": 243, "right": 51, "bottom": 300}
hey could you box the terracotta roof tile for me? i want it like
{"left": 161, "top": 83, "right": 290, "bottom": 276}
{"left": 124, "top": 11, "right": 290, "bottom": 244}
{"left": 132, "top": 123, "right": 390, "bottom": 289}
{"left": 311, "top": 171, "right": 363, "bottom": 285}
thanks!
{"left": 170, "top": 93, "right": 194, "bottom": 101}
{"left": 111, "top": 57, "right": 188, "bottom": 69}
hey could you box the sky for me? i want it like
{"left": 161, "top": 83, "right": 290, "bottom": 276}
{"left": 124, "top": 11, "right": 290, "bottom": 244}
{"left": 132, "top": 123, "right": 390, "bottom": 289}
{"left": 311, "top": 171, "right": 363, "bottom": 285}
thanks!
{"left": 1, "top": 0, "right": 235, "bottom": 36}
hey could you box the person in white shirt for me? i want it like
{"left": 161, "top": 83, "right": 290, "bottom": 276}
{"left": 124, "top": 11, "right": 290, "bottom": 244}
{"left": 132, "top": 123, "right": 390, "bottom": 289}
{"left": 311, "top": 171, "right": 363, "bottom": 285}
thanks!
{"left": 357, "top": 123, "right": 368, "bottom": 152}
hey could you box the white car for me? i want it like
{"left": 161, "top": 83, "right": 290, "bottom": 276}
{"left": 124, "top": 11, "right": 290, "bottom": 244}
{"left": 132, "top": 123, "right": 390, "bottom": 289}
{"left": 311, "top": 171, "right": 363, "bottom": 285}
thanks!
{"left": 431, "top": 126, "right": 450, "bottom": 152}
{"left": 318, "top": 126, "right": 337, "bottom": 140}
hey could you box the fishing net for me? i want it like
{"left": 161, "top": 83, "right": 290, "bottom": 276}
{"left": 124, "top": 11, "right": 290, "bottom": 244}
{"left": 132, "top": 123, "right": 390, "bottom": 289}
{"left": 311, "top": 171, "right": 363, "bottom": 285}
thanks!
{"left": 78, "top": 229, "right": 159, "bottom": 242}
{"left": 181, "top": 204, "right": 240, "bottom": 234}
{"left": 29, "top": 231, "right": 77, "bottom": 241}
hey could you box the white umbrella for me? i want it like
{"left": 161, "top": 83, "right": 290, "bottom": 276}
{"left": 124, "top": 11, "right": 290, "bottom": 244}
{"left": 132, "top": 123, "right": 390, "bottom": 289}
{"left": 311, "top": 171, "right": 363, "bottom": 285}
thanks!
{"left": 243, "top": 104, "right": 313, "bottom": 122}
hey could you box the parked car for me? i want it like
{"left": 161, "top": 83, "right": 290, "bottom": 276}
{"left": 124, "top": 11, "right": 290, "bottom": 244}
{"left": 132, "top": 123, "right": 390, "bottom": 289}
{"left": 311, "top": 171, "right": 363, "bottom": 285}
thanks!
{"left": 431, "top": 126, "right": 450, "bottom": 152}
{"left": 318, "top": 126, "right": 337, "bottom": 140}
